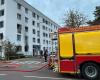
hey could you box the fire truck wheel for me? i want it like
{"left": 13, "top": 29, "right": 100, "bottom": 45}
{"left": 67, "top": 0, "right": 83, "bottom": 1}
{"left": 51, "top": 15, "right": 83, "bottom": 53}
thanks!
{"left": 81, "top": 62, "right": 100, "bottom": 80}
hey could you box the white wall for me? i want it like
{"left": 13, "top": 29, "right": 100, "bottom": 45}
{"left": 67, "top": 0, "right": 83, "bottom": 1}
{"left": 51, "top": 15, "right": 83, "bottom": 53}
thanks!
{"left": 0, "top": 0, "right": 59, "bottom": 57}
{"left": 5, "top": 0, "right": 17, "bottom": 43}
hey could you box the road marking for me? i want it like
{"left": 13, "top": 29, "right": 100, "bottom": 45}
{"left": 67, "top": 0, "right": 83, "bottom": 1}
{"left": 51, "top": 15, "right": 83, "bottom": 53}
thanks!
{"left": 24, "top": 76, "right": 71, "bottom": 80}
{"left": 0, "top": 74, "right": 6, "bottom": 76}
{"left": 9, "top": 61, "right": 41, "bottom": 65}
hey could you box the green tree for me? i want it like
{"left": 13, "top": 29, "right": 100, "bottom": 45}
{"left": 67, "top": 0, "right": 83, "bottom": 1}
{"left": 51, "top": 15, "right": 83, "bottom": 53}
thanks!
{"left": 87, "top": 6, "right": 100, "bottom": 25}
{"left": 64, "top": 10, "right": 87, "bottom": 28}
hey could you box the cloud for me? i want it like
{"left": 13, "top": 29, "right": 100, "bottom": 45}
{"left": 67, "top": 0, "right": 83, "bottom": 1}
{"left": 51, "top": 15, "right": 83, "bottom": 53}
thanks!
{"left": 25, "top": 0, "right": 100, "bottom": 26}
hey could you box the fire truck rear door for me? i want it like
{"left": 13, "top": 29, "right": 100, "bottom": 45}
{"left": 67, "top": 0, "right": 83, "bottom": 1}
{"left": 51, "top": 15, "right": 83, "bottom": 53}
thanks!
{"left": 59, "top": 33, "right": 75, "bottom": 73}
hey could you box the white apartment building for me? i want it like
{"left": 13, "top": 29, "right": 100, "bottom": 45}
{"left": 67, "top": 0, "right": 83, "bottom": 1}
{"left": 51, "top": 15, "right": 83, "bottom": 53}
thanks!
{"left": 0, "top": 0, "right": 59, "bottom": 57}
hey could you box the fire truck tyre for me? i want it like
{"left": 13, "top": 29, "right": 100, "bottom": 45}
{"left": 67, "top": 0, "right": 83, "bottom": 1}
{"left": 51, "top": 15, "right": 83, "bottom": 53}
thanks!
{"left": 81, "top": 63, "right": 100, "bottom": 80}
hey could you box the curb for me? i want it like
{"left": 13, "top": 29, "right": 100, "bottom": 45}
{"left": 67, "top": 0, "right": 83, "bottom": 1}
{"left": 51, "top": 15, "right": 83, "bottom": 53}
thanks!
{"left": 0, "top": 63, "right": 48, "bottom": 72}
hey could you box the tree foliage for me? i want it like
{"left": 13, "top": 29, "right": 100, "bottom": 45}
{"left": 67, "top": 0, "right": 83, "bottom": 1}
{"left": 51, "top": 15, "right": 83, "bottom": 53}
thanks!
{"left": 65, "top": 10, "right": 87, "bottom": 28}
{"left": 87, "top": 6, "right": 100, "bottom": 25}
{"left": 0, "top": 40, "right": 17, "bottom": 60}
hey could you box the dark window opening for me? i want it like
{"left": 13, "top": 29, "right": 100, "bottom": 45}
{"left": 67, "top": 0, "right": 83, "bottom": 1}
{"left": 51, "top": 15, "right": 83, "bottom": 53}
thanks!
{"left": 0, "top": 46, "right": 2, "bottom": 52}
{"left": 17, "top": 35, "right": 21, "bottom": 41}
{"left": 17, "top": 13, "right": 21, "bottom": 20}
{"left": 0, "top": 21, "right": 4, "bottom": 28}
{"left": 0, "top": 33, "right": 3, "bottom": 40}
{"left": 17, "top": 24, "right": 22, "bottom": 34}
{"left": 25, "top": 26, "right": 28, "bottom": 32}
{"left": 16, "top": 46, "right": 22, "bottom": 52}
{"left": 32, "top": 21, "right": 35, "bottom": 26}
{"left": 33, "top": 38, "right": 35, "bottom": 42}
{"left": 37, "top": 23, "right": 40, "bottom": 27}
{"left": 33, "top": 29, "right": 35, "bottom": 34}
{"left": 25, "top": 45, "right": 29, "bottom": 52}
{"left": 37, "top": 31, "right": 40, "bottom": 37}
{"left": 37, "top": 15, "right": 39, "bottom": 20}
{"left": 32, "top": 12, "right": 36, "bottom": 18}
{"left": 25, "top": 17, "right": 28, "bottom": 23}
{"left": 17, "top": 3, "right": 21, "bottom": 9}
{"left": 25, "top": 8, "right": 28, "bottom": 14}
{"left": 37, "top": 38, "right": 40, "bottom": 43}
{"left": 0, "top": 9, "right": 4, "bottom": 16}
{"left": 1, "top": 0, "right": 4, "bottom": 5}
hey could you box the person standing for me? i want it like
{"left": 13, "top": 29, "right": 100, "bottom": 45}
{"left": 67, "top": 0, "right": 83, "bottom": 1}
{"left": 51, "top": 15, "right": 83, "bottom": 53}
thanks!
{"left": 44, "top": 49, "right": 48, "bottom": 62}
{"left": 40, "top": 50, "right": 43, "bottom": 58}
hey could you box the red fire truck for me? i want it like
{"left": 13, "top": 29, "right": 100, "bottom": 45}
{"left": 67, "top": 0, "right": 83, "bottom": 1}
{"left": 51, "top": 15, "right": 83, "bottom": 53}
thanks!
{"left": 50, "top": 25, "right": 100, "bottom": 80}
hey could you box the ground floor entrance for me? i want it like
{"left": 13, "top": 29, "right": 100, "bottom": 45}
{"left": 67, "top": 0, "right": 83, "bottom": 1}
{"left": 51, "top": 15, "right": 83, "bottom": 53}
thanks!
{"left": 33, "top": 45, "right": 41, "bottom": 56}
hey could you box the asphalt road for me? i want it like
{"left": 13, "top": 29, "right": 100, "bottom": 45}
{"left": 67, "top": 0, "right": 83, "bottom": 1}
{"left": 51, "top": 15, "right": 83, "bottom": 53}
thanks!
{"left": 0, "top": 57, "right": 85, "bottom": 80}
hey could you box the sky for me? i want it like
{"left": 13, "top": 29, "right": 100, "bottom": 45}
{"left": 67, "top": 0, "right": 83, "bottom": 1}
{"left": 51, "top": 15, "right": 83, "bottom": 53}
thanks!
{"left": 25, "top": 0, "right": 100, "bottom": 26}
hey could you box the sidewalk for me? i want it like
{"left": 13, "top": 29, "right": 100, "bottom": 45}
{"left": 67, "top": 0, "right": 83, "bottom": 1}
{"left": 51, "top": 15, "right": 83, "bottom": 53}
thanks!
{"left": 0, "top": 57, "right": 48, "bottom": 72}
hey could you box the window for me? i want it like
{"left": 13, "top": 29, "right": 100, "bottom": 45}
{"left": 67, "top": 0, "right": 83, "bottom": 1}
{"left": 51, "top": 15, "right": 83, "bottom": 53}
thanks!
{"left": 55, "top": 26, "right": 56, "bottom": 29}
{"left": 25, "top": 36, "right": 28, "bottom": 41}
{"left": 25, "top": 17, "right": 28, "bottom": 23}
{"left": 25, "top": 26, "right": 28, "bottom": 32}
{"left": 0, "top": 33, "right": 3, "bottom": 40}
{"left": 55, "top": 26, "right": 57, "bottom": 29}
{"left": 43, "top": 32, "right": 45, "bottom": 37}
{"left": 43, "top": 40, "right": 45, "bottom": 44}
{"left": 42, "top": 18, "right": 49, "bottom": 25}
{"left": 0, "top": 9, "right": 4, "bottom": 17}
{"left": 46, "top": 27, "right": 47, "bottom": 30}
{"left": 32, "top": 21, "right": 35, "bottom": 25}
{"left": 16, "top": 46, "right": 22, "bottom": 52}
{"left": 42, "top": 26, "right": 45, "bottom": 30}
{"left": 37, "top": 31, "right": 40, "bottom": 37}
{"left": 33, "top": 38, "right": 35, "bottom": 42}
{"left": 43, "top": 18, "right": 45, "bottom": 23}
{"left": 0, "top": 46, "right": 2, "bottom": 52}
{"left": 46, "top": 40, "right": 48, "bottom": 44}
{"left": 32, "top": 12, "right": 36, "bottom": 18}
{"left": 33, "top": 29, "right": 35, "bottom": 34}
{"left": 46, "top": 20, "right": 48, "bottom": 25}
{"left": 37, "top": 38, "right": 40, "bottom": 43}
{"left": 25, "top": 36, "right": 28, "bottom": 45}
{"left": 17, "top": 13, "right": 21, "bottom": 20}
{"left": 25, "top": 45, "right": 29, "bottom": 52}
{"left": 17, "top": 3, "right": 21, "bottom": 9}
{"left": 37, "top": 23, "right": 40, "bottom": 27}
{"left": 17, "top": 35, "right": 21, "bottom": 41}
{"left": 55, "top": 42, "right": 57, "bottom": 45}
{"left": 49, "top": 41, "right": 51, "bottom": 44}
{"left": 1, "top": 0, "right": 4, "bottom": 5}
{"left": 49, "top": 28, "right": 51, "bottom": 32}
{"left": 51, "top": 23, "right": 52, "bottom": 26}
{"left": 17, "top": 24, "right": 22, "bottom": 33}
{"left": 48, "top": 22, "right": 50, "bottom": 25}
{"left": 46, "top": 33, "right": 48, "bottom": 37}
{"left": 25, "top": 8, "right": 28, "bottom": 14}
{"left": 37, "top": 15, "right": 39, "bottom": 20}
{"left": 0, "top": 21, "right": 4, "bottom": 28}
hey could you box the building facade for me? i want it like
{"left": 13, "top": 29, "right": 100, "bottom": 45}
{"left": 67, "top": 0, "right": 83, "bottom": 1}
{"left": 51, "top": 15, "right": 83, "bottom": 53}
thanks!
{"left": 0, "top": 0, "right": 59, "bottom": 57}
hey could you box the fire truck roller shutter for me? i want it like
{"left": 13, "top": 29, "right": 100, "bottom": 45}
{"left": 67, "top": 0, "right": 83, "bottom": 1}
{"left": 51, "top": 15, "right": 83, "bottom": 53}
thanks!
{"left": 75, "top": 31, "right": 100, "bottom": 54}
{"left": 59, "top": 33, "right": 73, "bottom": 58}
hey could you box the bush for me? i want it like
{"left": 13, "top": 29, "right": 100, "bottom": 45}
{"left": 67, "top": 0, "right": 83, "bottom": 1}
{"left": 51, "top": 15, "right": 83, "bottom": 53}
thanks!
{"left": 5, "top": 52, "right": 18, "bottom": 60}
{"left": 17, "top": 54, "right": 25, "bottom": 58}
